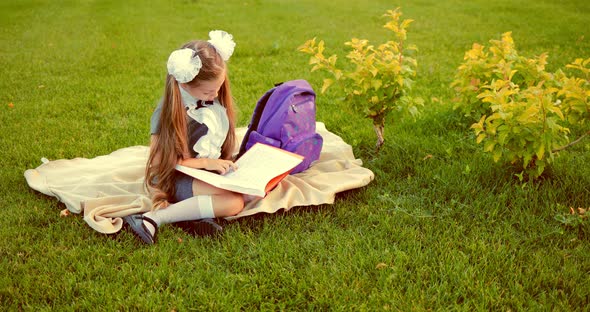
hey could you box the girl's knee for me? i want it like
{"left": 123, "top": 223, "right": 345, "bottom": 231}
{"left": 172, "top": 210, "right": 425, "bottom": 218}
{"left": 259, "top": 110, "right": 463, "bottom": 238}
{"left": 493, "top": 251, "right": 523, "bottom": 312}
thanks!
{"left": 228, "top": 192, "right": 244, "bottom": 215}
{"left": 214, "top": 192, "right": 244, "bottom": 217}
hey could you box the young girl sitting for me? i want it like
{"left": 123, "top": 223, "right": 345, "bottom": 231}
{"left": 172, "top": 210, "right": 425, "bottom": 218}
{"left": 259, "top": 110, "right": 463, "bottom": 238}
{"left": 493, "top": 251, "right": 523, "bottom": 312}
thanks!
{"left": 124, "top": 30, "right": 245, "bottom": 244}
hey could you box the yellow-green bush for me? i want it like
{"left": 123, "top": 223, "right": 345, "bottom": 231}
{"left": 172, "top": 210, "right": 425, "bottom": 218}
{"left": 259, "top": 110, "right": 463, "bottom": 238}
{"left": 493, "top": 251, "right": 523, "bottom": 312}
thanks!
{"left": 453, "top": 32, "right": 590, "bottom": 178}
{"left": 299, "top": 8, "right": 423, "bottom": 151}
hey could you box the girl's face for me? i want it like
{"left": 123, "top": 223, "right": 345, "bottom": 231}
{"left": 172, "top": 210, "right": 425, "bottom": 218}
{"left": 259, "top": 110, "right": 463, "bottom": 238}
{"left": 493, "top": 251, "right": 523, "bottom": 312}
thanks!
{"left": 181, "top": 71, "right": 226, "bottom": 101}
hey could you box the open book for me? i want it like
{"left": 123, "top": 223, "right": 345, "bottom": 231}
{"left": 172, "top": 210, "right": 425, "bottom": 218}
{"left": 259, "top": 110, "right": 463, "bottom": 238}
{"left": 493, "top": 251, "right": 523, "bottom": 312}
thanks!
{"left": 175, "top": 143, "right": 304, "bottom": 197}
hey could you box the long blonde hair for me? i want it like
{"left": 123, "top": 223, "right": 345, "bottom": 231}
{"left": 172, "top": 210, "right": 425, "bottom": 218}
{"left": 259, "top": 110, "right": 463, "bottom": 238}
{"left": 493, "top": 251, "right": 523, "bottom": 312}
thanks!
{"left": 145, "top": 41, "right": 237, "bottom": 209}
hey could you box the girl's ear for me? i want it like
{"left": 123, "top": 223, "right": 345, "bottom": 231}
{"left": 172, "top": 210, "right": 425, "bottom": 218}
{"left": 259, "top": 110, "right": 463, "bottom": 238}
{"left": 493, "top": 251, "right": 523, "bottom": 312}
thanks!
{"left": 178, "top": 83, "right": 192, "bottom": 93}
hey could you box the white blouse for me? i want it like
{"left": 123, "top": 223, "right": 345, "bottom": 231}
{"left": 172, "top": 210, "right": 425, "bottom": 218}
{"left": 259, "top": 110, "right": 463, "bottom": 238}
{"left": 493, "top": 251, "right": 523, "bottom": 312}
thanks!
{"left": 179, "top": 87, "right": 229, "bottom": 159}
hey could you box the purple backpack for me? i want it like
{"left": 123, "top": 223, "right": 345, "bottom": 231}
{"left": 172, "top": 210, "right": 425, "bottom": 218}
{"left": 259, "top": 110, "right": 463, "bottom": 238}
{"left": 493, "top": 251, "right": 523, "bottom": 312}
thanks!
{"left": 238, "top": 80, "right": 323, "bottom": 174}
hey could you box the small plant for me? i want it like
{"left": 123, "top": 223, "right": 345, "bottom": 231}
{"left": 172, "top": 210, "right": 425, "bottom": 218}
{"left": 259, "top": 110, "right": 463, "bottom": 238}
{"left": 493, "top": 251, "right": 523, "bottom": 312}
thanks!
{"left": 298, "top": 8, "right": 423, "bottom": 151}
{"left": 451, "top": 32, "right": 552, "bottom": 121}
{"left": 452, "top": 32, "right": 590, "bottom": 179}
{"left": 555, "top": 205, "right": 589, "bottom": 237}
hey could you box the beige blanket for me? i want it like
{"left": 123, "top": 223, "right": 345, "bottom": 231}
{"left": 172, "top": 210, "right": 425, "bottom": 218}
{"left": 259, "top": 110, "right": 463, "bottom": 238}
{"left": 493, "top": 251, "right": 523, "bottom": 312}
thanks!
{"left": 24, "top": 122, "right": 374, "bottom": 234}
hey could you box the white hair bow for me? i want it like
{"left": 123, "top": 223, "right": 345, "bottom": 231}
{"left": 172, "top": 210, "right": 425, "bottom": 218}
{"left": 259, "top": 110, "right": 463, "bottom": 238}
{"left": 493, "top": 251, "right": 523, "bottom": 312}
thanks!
{"left": 208, "top": 30, "right": 236, "bottom": 61}
{"left": 166, "top": 30, "right": 235, "bottom": 83}
{"left": 167, "top": 48, "right": 202, "bottom": 83}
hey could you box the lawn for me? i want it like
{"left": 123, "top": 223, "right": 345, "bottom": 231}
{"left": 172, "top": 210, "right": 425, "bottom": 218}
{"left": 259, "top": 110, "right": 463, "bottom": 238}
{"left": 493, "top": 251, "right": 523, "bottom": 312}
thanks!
{"left": 1, "top": 0, "right": 589, "bottom": 310}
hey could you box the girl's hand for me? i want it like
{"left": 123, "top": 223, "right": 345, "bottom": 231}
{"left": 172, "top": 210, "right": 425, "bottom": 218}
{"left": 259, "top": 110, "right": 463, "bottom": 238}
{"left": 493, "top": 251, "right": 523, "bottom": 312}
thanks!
{"left": 179, "top": 157, "right": 238, "bottom": 174}
{"left": 203, "top": 158, "right": 238, "bottom": 175}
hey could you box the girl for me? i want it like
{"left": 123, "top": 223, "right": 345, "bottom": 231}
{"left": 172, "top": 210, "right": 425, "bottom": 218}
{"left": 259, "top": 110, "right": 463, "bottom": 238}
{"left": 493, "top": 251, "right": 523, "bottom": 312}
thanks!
{"left": 124, "top": 30, "right": 244, "bottom": 244}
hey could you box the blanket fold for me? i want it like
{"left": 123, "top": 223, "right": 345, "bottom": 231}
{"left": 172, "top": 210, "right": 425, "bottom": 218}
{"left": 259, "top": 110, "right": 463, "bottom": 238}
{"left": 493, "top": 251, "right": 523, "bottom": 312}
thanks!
{"left": 24, "top": 122, "right": 374, "bottom": 234}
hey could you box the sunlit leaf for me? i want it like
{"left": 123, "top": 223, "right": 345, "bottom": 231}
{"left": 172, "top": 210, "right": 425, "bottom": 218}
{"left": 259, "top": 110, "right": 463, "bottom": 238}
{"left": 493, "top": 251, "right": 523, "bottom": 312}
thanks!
{"left": 321, "top": 79, "right": 334, "bottom": 93}
{"left": 476, "top": 133, "right": 486, "bottom": 144}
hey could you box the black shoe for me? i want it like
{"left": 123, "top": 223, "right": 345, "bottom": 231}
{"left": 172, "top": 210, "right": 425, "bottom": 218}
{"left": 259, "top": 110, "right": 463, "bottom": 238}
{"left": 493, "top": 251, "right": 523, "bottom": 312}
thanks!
{"left": 123, "top": 214, "right": 158, "bottom": 244}
{"left": 177, "top": 218, "right": 223, "bottom": 237}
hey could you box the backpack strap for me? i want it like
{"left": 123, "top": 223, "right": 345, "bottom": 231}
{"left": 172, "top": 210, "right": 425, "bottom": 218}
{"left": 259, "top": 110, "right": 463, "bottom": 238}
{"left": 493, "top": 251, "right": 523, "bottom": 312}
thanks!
{"left": 236, "top": 84, "right": 280, "bottom": 159}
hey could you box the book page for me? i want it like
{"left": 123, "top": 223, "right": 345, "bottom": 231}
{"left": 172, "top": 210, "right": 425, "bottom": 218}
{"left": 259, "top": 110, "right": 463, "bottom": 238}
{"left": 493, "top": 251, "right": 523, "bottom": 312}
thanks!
{"left": 225, "top": 143, "right": 303, "bottom": 187}
{"left": 175, "top": 143, "right": 303, "bottom": 196}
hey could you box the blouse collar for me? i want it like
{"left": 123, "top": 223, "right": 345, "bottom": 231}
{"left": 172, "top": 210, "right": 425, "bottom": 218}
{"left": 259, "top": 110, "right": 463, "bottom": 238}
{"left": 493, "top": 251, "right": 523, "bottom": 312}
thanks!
{"left": 179, "top": 85, "right": 216, "bottom": 108}
{"left": 179, "top": 85, "right": 199, "bottom": 108}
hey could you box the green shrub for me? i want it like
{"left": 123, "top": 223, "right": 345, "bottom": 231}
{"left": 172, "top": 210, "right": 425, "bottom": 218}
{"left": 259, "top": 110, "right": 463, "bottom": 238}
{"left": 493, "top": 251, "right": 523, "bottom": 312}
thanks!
{"left": 298, "top": 8, "right": 423, "bottom": 151}
{"left": 453, "top": 32, "right": 590, "bottom": 179}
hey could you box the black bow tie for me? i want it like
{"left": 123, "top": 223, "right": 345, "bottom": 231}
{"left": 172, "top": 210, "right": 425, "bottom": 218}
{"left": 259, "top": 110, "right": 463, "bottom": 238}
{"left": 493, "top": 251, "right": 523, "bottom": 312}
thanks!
{"left": 197, "top": 100, "right": 214, "bottom": 108}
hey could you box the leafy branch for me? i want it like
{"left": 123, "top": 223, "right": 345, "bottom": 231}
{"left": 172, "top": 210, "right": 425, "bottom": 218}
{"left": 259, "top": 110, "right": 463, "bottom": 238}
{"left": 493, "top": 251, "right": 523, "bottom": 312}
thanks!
{"left": 298, "top": 8, "right": 423, "bottom": 151}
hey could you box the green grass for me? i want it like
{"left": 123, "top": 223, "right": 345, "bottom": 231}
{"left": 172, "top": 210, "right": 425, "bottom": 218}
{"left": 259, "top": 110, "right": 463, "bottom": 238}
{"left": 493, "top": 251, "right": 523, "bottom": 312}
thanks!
{"left": 1, "top": 0, "right": 589, "bottom": 310}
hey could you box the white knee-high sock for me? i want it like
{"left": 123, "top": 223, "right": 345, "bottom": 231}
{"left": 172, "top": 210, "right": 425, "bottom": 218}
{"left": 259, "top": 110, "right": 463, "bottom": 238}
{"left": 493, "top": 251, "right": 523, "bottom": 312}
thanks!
{"left": 142, "top": 195, "right": 215, "bottom": 235}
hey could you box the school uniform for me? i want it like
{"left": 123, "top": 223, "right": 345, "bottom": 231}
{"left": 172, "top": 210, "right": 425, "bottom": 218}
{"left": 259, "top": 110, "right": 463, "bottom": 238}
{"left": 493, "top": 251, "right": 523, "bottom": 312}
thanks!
{"left": 150, "top": 86, "right": 229, "bottom": 202}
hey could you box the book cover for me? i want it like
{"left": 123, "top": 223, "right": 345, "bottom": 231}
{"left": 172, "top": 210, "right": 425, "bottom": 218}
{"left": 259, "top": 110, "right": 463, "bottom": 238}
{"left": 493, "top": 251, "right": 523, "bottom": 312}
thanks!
{"left": 175, "top": 143, "right": 304, "bottom": 197}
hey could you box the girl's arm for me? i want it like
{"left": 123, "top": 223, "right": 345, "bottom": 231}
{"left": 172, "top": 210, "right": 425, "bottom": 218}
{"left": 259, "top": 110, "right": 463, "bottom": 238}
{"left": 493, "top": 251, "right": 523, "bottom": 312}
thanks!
{"left": 178, "top": 153, "right": 237, "bottom": 175}
{"left": 152, "top": 135, "right": 236, "bottom": 174}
